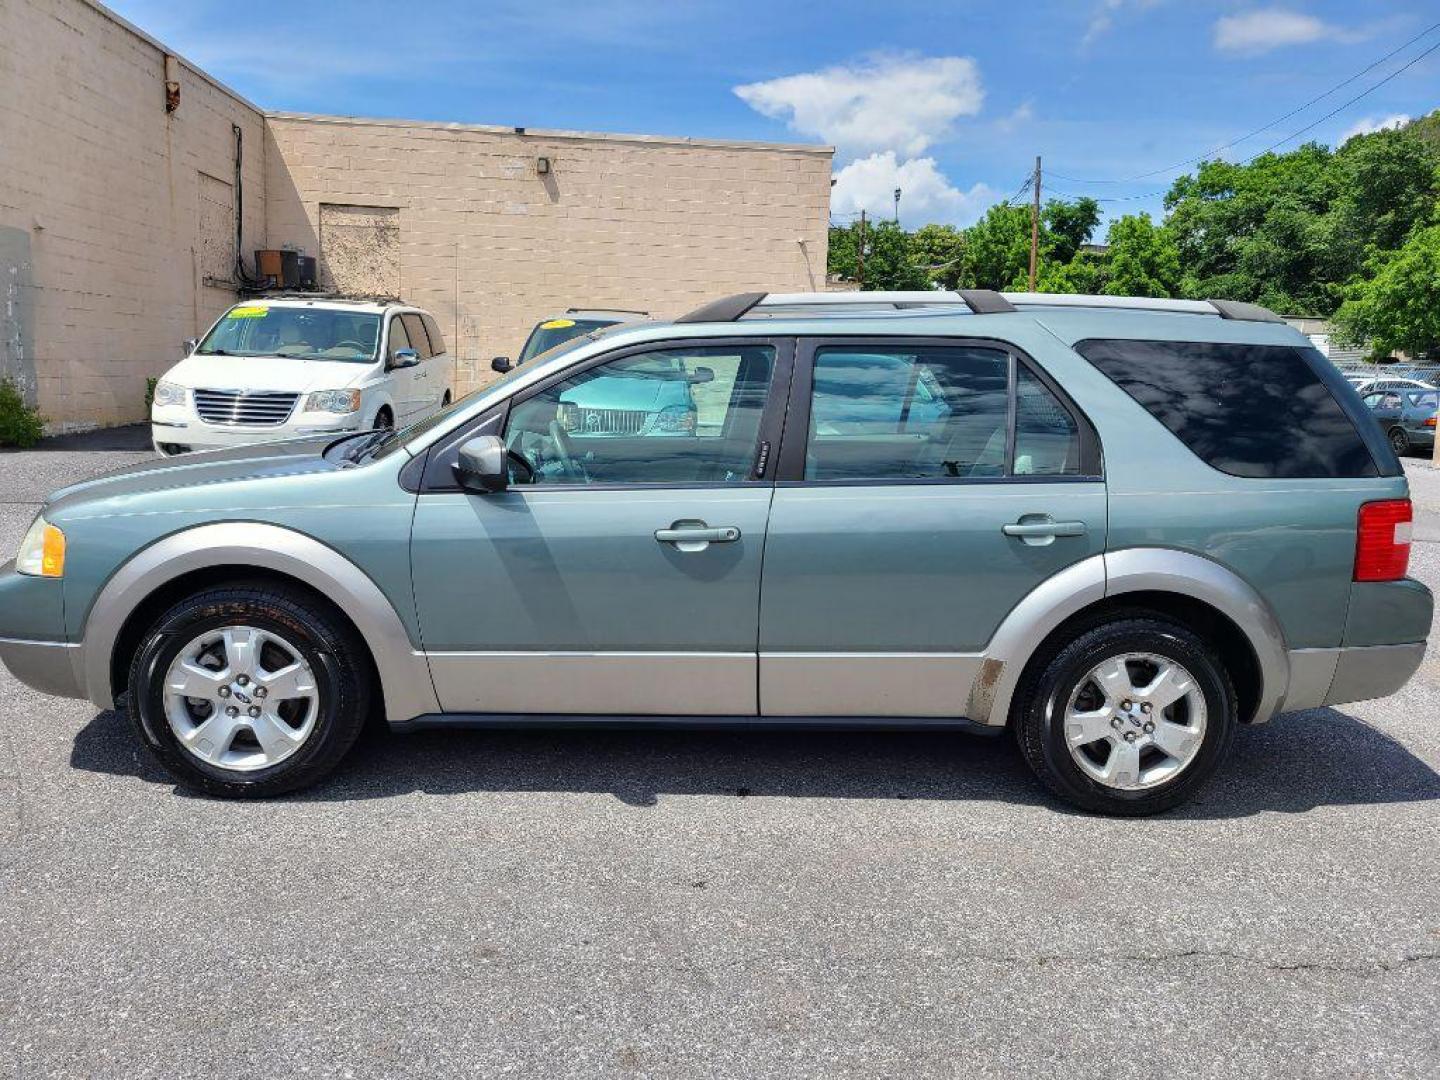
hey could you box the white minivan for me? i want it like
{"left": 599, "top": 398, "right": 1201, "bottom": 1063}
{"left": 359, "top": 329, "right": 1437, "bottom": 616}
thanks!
{"left": 150, "top": 296, "right": 454, "bottom": 455}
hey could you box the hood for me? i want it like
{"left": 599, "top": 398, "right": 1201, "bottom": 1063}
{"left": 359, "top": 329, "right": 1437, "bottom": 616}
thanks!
{"left": 44, "top": 435, "right": 346, "bottom": 518}
{"left": 560, "top": 375, "right": 672, "bottom": 412}
{"left": 165, "top": 353, "right": 376, "bottom": 394}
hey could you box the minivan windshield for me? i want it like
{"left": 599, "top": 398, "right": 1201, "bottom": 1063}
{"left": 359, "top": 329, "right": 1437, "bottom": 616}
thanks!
{"left": 196, "top": 305, "right": 382, "bottom": 363}
{"left": 518, "top": 318, "right": 617, "bottom": 364}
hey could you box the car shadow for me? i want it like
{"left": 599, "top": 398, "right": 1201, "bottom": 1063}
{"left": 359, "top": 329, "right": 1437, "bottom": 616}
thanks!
{"left": 69, "top": 705, "right": 1440, "bottom": 818}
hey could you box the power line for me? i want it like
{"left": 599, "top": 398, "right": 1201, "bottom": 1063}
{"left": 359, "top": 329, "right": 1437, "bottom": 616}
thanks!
{"left": 1050, "top": 19, "right": 1440, "bottom": 186}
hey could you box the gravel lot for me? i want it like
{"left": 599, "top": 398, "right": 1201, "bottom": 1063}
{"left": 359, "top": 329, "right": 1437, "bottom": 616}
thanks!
{"left": 2, "top": 440, "right": 1437, "bottom": 1079}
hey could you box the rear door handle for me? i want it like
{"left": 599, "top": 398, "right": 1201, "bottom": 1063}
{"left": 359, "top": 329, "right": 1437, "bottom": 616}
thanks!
{"left": 655, "top": 521, "right": 742, "bottom": 552}
{"left": 1002, "top": 518, "right": 1087, "bottom": 546}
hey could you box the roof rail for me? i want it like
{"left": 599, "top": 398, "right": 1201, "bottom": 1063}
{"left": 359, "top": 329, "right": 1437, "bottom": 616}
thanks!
{"left": 566, "top": 307, "right": 650, "bottom": 316}
{"left": 238, "top": 290, "right": 403, "bottom": 305}
{"left": 672, "top": 291, "right": 1284, "bottom": 324}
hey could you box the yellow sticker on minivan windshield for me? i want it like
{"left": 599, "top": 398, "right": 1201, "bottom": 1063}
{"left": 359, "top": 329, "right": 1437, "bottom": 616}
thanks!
{"left": 539, "top": 318, "right": 576, "bottom": 329}
{"left": 228, "top": 305, "right": 269, "bottom": 319}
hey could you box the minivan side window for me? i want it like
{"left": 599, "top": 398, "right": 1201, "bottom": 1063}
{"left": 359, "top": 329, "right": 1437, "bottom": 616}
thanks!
{"left": 1076, "top": 339, "right": 1378, "bottom": 479}
{"left": 804, "top": 345, "right": 1083, "bottom": 481}
{"left": 401, "top": 314, "right": 432, "bottom": 359}
{"left": 504, "top": 344, "right": 775, "bottom": 485}
{"left": 421, "top": 314, "right": 446, "bottom": 356}
{"left": 387, "top": 317, "right": 411, "bottom": 361}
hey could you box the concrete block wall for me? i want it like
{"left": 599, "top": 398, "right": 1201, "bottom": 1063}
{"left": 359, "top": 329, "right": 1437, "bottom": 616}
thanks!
{"left": 2, "top": 0, "right": 833, "bottom": 428}
{"left": 265, "top": 115, "right": 833, "bottom": 395}
{"left": 0, "top": 0, "right": 267, "bottom": 429}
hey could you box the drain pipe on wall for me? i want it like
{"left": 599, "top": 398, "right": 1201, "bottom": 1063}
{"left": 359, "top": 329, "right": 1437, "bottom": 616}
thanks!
{"left": 231, "top": 123, "right": 261, "bottom": 290}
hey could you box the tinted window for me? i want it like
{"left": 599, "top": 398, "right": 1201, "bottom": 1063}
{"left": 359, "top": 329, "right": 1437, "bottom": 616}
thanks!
{"left": 1409, "top": 391, "right": 1437, "bottom": 409}
{"left": 504, "top": 344, "right": 774, "bottom": 485}
{"left": 401, "top": 314, "right": 432, "bottom": 358}
{"left": 519, "top": 318, "right": 616, "bottom": 364}
{"left": 421, "top": 314, "right": 446, "bottom": 356}
{"left": 1014, "top": 363, "right": 1082, "bottom": 475}
{"left": 387, "top": 317, "right": 411, "bottom": 359}
{"left": 805, "top": 346, "right": 1083, "bottom": 481}
{"left": 1076, "top": 339, "right": 1377, "bottom": 478}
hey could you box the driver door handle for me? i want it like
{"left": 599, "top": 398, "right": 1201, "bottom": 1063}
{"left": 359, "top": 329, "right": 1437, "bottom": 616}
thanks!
{"left": 655, "top": 521, "right": 741, "bottom": 552}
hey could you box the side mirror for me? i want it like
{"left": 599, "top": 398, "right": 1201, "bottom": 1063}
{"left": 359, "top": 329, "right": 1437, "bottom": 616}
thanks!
{"left": 491, "top": 356, "right": 513, "bottom": 373}
{"left": 182, "top": 338, "right": 198, "bottom": 356}
{"left": 453, "top": 435, "right": 534, "bottom": 493}
{"left": 688, "top": 366, "right": 715, "bottom": 384}
{"left": 390, "top": 347, "right": 421, "bottom": 370}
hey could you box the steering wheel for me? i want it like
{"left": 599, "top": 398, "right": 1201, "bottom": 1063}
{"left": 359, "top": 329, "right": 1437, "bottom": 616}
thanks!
{"left": 548, "top": 421, "right": 588, "bottom": 482}
{"left": 331, "top": 339, "right": 368, "bottom": 353}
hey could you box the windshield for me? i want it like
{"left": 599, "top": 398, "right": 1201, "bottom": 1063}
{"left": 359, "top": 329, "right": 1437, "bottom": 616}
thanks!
{"left": 197, "top": 305, "right": 381, "bottom": 363}
{"left": 518, "top": 318, "right": 617, "bottom": 363}
{"left": 1409, "top": 391, "right": 1438, "bottom": 409}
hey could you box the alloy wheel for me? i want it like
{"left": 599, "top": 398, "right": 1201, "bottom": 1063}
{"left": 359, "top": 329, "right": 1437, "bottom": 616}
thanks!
{"left": 161, "top": 625, "right": 320, "bottom": 772}
{"left": 1062, "top": 651, "right": 1207, "bottom": 791}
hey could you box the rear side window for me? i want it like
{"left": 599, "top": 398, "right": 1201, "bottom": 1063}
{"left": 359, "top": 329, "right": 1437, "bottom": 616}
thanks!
{"left": 1075, "top": 339, "right": 1378, "bottom": 479}
{"left": 401, "top": 314, "right": 433, "bottom": 358}
{"left": 421, "top": 314, "right": 446, "bottom": 355}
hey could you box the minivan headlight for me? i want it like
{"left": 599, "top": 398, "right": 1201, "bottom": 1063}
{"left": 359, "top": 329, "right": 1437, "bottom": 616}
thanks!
{"left": 16, "top": 515, "right": 65, "bottom": 578}
{"left": 305, "top": 389, "right": 362, "bottom": 414}
{"left": 152, "top": 380, "right": 186, "bottom": 408}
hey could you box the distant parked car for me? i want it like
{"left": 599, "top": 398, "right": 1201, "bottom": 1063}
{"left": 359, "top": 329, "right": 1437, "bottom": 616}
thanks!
{"left": 151, "top": 297, "right": 453, "bottom": 455}
{"left": 1361, "top": 388, "right": 1438, "bottom": 455}
{"left": 1348, "top": 375, "right": 1437, "bottom": 396}
{"left": 492, "top": 309, "right": 650, "bottom": 373}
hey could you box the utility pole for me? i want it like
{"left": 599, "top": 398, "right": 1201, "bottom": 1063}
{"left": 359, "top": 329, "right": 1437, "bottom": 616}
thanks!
{"left": 1029, "top": 155, "right": 1041, "bottom": 292}
{"left": 857, "top": 209, "right": 867, "bottom": 289}
{"left": 893, "top": 187, "right": 902, "bottom": 223}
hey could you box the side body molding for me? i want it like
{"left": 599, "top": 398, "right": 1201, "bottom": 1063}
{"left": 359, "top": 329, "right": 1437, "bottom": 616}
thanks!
{"left": 80, "top": 522, "right": 440, "bottom": 723}
{"left": 971, "top": 548, "right": 1291, "bottom": 727}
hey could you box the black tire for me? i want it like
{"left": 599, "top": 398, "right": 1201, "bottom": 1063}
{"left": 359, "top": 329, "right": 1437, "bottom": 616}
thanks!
{"left": 374, "top": 407, "right": 394, "bottom": 431}
{"left": 1389, "top": 427, "right": 1410, "bottom": 455}
{"left": 126, "top": 584, "right": 372, "bottom": 798}
{"left": 1012, "top": 615, "right": 1237, "bottom": 816}
{"left": 441, "top": 390, "right": 452, "bottom": 407}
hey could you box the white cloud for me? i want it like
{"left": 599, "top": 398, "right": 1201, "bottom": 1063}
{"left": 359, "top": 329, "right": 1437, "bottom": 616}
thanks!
{"left": 1083, "top": 0, "right": 1162, "bottom": 48}
{"left": 734, "top": 55, "right": 983, "bottom": 157}
{"left": 1340, "top": 113, "right": 1412, "bottom": 144}
{"left": 831, "top": 152, "right": 995, "bottom": 227}
{"left": 1213, "top": 8, "right": 1366, "bottom": 55}
{"left": 996, "top": 101, "right": 1034, "bottom": 133}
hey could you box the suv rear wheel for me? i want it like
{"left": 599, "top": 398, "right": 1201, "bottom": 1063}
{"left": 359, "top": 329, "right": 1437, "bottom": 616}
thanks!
{"left": 126, "top": 584, "right": 371, "bottom": 798}
{"left": 1013, "top": 615, "right": 1237, "bottom": 815}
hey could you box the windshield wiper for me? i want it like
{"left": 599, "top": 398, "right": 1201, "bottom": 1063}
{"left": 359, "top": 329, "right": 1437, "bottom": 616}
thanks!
{"left": 342, "top": 429, "right": 392, "bottom": 465}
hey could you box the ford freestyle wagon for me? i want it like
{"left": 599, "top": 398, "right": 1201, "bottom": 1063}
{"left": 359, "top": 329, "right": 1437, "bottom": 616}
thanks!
{"left": 0, "top": 291, "right": 1430, "bottom": 814}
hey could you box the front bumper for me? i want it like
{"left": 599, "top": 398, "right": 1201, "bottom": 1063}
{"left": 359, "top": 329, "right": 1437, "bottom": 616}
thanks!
{"left": 152, "top": 418, "right": 361, "bottom": 456}
{"left": 0, "top": 636, "right": 85, "bottom": 698}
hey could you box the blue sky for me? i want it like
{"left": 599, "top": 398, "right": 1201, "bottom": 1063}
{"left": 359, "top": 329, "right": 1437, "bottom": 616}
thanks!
{"left": 110, "top": 0, "right": 1439, "bottom": 234}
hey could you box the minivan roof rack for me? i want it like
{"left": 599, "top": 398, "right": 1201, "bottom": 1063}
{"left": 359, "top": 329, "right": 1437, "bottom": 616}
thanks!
{"left": 238, "top": 291, "right": 404, "bottom": 305}
{"left": 674, "top": 291, "right": 1284, "bottom": 324}
{"left": 566, "top": 306, "right": 650, "bottom": 316}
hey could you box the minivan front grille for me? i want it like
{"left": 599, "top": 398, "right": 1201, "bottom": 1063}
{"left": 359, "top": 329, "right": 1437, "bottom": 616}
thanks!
{"left": 193, "top": 389, "right": 300, "bottom": 427}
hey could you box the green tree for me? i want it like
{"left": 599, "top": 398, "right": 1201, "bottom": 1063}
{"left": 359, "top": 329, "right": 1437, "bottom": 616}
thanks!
{"left": 1103, "top": 212, "right": 1181, "bottom": 297}
{"left": 1334, "top": 224, "right": 1440, "bottom": 360}
{"left": 910, "top": 223, "right": 966, "bottom": 289}
{"left": 1042, "top": 197, "right": 1100, "bottom": 265}
{"left": 959, "top": 203, "right": 1033, "bottom": 290}
{"left": 826, "top": 218, "right": 928, "bottom": 290}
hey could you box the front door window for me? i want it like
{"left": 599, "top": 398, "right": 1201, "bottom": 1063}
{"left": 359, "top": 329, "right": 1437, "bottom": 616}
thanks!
{"left": 504, "top": 344, "right": 776, "bottom": 485}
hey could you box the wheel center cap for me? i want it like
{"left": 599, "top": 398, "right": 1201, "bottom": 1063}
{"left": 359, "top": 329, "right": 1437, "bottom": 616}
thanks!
{"left": 230, "top": 685, "right": 252, "bottom": 705}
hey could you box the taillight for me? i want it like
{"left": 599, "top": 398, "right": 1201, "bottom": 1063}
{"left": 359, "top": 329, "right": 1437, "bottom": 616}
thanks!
{"left": 1355, "top": 499, "right": 1412, "bottom": 582}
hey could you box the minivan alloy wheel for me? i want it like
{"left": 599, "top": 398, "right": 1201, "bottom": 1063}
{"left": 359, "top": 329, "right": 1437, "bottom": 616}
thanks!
{"left": 1062, "top": 651, "right": 1207, "bottom": 791}
{"left": 162, "top": 625, "right": 320, "bottom": 772}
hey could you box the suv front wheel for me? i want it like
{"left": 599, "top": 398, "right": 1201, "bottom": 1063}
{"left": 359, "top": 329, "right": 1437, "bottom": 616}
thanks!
{"left": 127, "top": 584, "right": 372, "bottom": 798}
{"left": 1013, "top": 615, "right": 1237, "bottom": 815}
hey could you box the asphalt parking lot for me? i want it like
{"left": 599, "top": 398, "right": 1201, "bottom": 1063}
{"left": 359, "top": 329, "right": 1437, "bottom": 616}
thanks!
{"left": 1, "top": 441, "right": 1437, "bottom": 1079}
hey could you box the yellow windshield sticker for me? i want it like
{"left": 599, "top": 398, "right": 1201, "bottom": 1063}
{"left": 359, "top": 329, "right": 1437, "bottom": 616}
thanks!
{"left": 539, "top": 318, "right": 576, "bottom": 330}
{"left": 228, "top": 305, "right": 269, "bottom": 319}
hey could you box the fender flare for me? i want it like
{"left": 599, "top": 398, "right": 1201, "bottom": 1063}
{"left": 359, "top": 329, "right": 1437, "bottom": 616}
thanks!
{"left": 971, "top": 548, "right": 1289, "bottom": 727}
{"left": 80, "top": 521, "right": 439, "bottom": 723}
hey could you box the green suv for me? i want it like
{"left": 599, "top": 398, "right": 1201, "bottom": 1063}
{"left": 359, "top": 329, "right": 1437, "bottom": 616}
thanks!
{"left": 0, "top": 291, "right": 1430, "bottom": 814}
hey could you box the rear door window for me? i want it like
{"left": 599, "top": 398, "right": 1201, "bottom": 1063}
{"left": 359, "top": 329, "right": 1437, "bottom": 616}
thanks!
{"left": 1075, "top": 339, "right": 1380, "bottom": 479}
{"left": 401, "top": 314, "right": 433, "bottom": 359}
{"left": 421, "top": 314, "right": 446, "bottom": 355}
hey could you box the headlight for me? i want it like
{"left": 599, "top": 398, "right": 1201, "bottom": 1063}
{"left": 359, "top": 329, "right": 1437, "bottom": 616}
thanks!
{"left": 652, "top": 405, "right": 697, "bottom": 433}
{"left": 305, "top": 389, "right": 362, "bottom": 414}
{"left": 16, "top": 515, "right": 65, "bottom": 578}
{"left": 152, "top": 380, "right": 186, "bottom": 408}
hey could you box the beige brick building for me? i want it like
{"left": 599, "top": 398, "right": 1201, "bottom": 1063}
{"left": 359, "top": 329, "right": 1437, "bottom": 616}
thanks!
{"left": 0, "top": 0, "right": 833, "bottom": 431}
